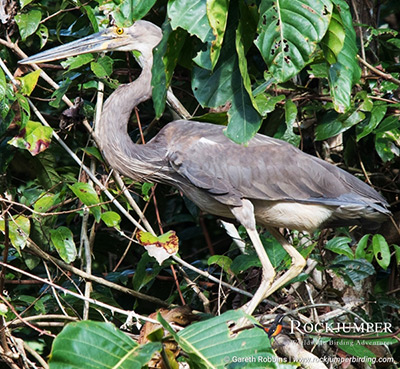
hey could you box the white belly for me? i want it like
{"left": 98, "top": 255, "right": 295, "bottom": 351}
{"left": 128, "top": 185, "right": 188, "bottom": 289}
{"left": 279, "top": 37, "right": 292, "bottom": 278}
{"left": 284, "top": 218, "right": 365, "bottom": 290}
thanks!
{"left": 254, "top": 201, "right": 334, "bottom": 232}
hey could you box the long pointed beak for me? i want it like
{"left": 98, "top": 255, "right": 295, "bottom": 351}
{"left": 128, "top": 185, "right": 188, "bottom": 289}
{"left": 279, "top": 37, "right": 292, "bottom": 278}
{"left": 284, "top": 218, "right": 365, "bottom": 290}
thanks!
{"left": 19, "top": 28, "right": 130, "bottom": 64}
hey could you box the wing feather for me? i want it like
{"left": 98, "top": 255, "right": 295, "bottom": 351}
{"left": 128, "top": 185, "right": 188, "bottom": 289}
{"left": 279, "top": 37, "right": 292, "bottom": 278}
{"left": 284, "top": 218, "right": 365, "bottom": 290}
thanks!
{"left": 161, "top": 121, "right": 388, "bottom": 213}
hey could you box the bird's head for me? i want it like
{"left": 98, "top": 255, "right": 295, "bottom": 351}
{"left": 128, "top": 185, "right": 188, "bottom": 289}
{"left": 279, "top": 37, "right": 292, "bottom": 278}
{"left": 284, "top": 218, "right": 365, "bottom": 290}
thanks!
{"left": 19, "top": 20, "right": 162, "bottom": 65}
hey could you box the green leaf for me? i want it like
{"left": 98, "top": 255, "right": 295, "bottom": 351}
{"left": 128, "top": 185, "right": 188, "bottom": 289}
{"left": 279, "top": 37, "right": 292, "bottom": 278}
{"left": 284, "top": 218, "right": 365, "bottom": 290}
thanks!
{"left": 18, "top": 70, "right": 41, "bottom": 96}
{"left": 394, "top": 245, "right": 400, "bottom": 265}
{"left": 110, "top": 0, "right": 157, "bottom": 25}
{"left": 130, "top": 0, "right": 157, "bottom": 20}
{"left": 328, "top": 0, "right": 361, "bottom": 112}
{"left": 0, "top": 68, "right": 7, "bottom": 101}
{"left": 355, "top": 234, "right": 373, "bottom": 262}
{"left": 16, "top": 93, "right": 30, "bottom": 127}
{"left": 255, "top": 0, "right": 333, "bottom": 83}
{"left": 372, "top": 234, "right": 390, "bottom": 270}
{"left": 325, "top": 237, "right": 353, "bottom": 259}
{"left": 264, "top": 238, "right": 287, "bottom": 268}
{"left": 20, "top": 0, "right": 35, "bottom": 9}
{"left": 152, "top": 22, "right": 186, "bottom": 117}
{"left": 69, "top": 182, "right": 101, "bottom": 222}
{"left": 48, "top": 321, "right": 161, "bottom": 368}
{"left": 315, "top": 110, "right": 365, "bottom": 141}
{"left": 374, "top": 130, "right": 400, "bottom": 162}
{"left": 36, "top": 24, "right": 49, "bottom": 49}
{"left": 274, "top": 99, "right": 300, "bottom": 146}
{"left": 82, "top": 146, "right": 104, "bottom": 162}
{"left": 0, "top": 215, "right": 30, "bottom": 253}
{"left": 141, "top": 182, "right": 154, "bottom": 198}
{"left": 193, "top": 18, "right": 262, "bottom": 143}
{"left": 208, "top": 255, "right": 233, "bottom": 274}
{"left": 320, "top": 5, "right": 345, "bottom": 64}
{"left": 330, "top": 256, "right": 375, "bottom": 285}
{"left": 387, "top": 38, "right": 400, "bottom": 48}
{"left": 137, "top": 230, "right": 179, "bottom": 255}
{"left": 15, "top": 9, "right": 42, "bottom": 41}
{"left": 132, "top": 253, "right": 163, "bottom": 291}
{"left": 50, "top": 227, "right": 77, "bottom": 263}
{"left": 255, "top": 93, "right": 285, "bottom": 116}
{"left": 356, "top": 103, "right": 387, "bottom": 141}
{"left": 158, "top": 310, "right": 288, "bottom": 368}
{"left": 101, "top": 211, "right": 121, "bottom": 228}
{"left": 33, "top": 193, "right": 56, "bottom": 213}
{"left": 235, "top": 8, "right": 259, "bottom": 112}
{"left": 50, "top": 78, "right": 71, "bottom": 108}
{"left": 83, "top": 5, "right": 99, "bottom": 32}
{"left": 168, "top": 0, "right": 211, "bottom": 43}
{"left": 336, "top": 339, "right": 375, "bottom": 359}
{"left": 61, "top": 54, "right": 94, "bottom": 70}
{"left": 8, "top": 120, "right": 53, "bottom": 156}
{"left": 207, "top": 0, "right": 230, "bottom": 68}
{"left": 90, "top": 56, "right": 114, "bottom": 78}
{"left": 231, "top": 253, "right": 260, "bottom": 274}
{"left": 374, "top": 115, "right": 400, "bottom": 134}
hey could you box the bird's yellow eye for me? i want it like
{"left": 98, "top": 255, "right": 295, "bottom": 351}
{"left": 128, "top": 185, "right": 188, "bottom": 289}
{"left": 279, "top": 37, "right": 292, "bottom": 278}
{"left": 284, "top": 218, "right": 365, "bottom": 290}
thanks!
{"left": 116, "top": 27, "right": 124, "bottom": 35}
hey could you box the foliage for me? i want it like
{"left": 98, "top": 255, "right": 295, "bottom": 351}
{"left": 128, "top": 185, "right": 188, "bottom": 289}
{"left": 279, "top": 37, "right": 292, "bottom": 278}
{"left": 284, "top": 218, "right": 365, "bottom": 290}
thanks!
{"left": 0, "top": 0, "right": 399, "bottom": 368}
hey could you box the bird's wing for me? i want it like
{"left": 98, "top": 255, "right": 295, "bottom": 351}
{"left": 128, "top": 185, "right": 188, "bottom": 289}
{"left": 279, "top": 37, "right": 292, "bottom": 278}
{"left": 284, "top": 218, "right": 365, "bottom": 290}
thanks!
{"left": 163, "top": 121, "right": 388, "bottom": 210}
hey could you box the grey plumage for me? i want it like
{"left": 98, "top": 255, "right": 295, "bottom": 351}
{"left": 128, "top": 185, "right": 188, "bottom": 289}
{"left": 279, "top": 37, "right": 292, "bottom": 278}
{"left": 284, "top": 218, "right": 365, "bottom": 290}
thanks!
{"left": 20, "top": 20, "right": 390, "bottom": 316}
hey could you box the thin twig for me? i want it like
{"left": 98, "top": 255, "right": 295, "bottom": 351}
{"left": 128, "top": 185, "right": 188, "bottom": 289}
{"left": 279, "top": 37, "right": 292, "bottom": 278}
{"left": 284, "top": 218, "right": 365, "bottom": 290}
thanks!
{"left": 357, "top": 55, "right": 400, "bottom": 86}
{"left": 0, "top": 261, "right": 163, "bottom": 326}
{"left": 43, "top": 261, "right": 68, "bottom": 316}
{"left": 351, "top": 0, "right": 366, "bottom": 74}
{"left": 177, "top": 266, "right": 210, "bottom": 313}
{"left": 22, "top": 340, "right": 49, "bottom": 369}
{"left": 26, "top": 240, "right": 169, "bottom": 307}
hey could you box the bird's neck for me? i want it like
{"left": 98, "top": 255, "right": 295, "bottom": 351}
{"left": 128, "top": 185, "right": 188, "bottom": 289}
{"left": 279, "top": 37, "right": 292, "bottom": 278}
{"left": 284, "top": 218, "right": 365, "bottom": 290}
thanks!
{"left": 95, "top": 62, "right": 163, "bottom": 181}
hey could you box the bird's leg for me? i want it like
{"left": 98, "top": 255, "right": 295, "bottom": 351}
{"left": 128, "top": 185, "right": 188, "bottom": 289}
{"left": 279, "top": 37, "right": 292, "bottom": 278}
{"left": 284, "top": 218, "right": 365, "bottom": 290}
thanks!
{"left": 230, "top": 199, "right": 276, "bottom": 317}
{"left": 264, "top": 227, "right": 306, "bottom": 296}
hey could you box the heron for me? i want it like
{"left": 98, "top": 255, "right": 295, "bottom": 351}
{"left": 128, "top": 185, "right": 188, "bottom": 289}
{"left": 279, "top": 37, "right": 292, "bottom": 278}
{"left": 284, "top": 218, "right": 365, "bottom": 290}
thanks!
{"left": 20, "top": 20, "right": 391, "bottom": 316}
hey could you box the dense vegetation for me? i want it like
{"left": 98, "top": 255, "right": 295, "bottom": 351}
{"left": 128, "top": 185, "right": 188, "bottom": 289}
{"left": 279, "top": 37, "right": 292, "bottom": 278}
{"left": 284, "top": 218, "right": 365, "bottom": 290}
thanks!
{"left": 0, "top": 0, "right": 399, "bottom": 368}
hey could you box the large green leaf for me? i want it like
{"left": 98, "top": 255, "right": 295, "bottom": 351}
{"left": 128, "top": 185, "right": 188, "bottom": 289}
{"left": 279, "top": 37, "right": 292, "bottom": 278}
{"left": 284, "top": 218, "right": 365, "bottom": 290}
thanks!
{"left": 327, "top": 0, "right": 361, "bottom": 113}
{"left": 320, "top": 5, "right": 345, "bottom": 64}
{"left": 168, "top": 0, "right": 211, "bottom": 43}
{"left": 152, "top": 21, "right": 186, "bottom": 117}
{"left": 48, "top": 321, "right": 161, "bottom": 369}
{"left": 169, "top": 0, "right": 215, "bottom": 70}
{"left": 101, "top": 0, "right": 157, "bottom": 26}
{"left": 255, "top": 0, "right": 332, "bottom": 83}
{"left": 159, "top": 310, "right": 294, "bottom": 368}
{"left": 192, "top": 9, "right": 262, "bottom": 143}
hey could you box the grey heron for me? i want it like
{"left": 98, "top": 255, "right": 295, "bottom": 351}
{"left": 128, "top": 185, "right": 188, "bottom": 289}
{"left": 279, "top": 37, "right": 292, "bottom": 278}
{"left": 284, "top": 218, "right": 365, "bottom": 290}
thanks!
{"left": 20, "top": 20, "right": 391, "bottom": 316}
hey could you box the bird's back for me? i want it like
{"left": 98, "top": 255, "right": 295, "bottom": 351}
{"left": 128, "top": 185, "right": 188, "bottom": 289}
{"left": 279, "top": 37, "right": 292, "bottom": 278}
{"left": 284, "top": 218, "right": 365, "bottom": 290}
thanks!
{"left": 151, "top": 120, "right": 390, "bottom": 231}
